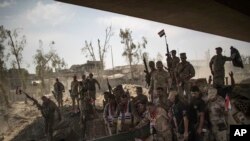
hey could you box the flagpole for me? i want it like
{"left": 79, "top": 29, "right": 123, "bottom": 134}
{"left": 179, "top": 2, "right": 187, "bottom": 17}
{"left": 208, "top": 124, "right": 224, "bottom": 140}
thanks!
{"left": 164, "top": 35, "right": 169, "bottom": 54}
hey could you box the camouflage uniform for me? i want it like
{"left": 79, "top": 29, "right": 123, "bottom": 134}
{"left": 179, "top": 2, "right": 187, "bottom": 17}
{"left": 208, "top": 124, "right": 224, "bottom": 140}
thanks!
{"left": 176, "top": 55, "right": 195, "bottom": 102}
{"left": 209, "top": 54, "right": 231, "bottom": 88}
{"left": 41, "top": 99, "right": 61, "bottom": 141}
{"left": 136, "top": 107, "right": 172, "bottom": 141}
{"left": 150, "top": 70, "right": 171, "bottom": 96}
{"left": 208, "top": 90, "right": 227, "bottom": 141}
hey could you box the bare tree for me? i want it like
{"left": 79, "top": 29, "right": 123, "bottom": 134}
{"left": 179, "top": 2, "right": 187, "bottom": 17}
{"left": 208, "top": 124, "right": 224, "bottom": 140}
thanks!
{"left": 0, "top": 26, "right": 10, "bottom": 107}
{"left": 34, "top": 40, "right": 66, "bottom": 94}
{"left": 0, "top": 26, "right": 27, "bottom": 103}
{"left": 119, "top": 28, "right": 147, "bottom": 79}
{"left": 81, "top": 26, "right": 113, "bottom": 70}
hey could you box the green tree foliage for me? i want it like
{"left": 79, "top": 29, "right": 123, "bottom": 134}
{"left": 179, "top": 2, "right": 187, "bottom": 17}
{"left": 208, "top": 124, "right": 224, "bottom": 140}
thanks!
{"left": 119, "top": 28, "right": 147, "bottom": 79}
{"left": 34, "top": 40, "right": 66, "bottom": 94}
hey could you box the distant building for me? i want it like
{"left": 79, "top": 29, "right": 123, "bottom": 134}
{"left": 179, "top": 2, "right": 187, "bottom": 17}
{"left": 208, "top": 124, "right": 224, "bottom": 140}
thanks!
{"left": 69, "top": 60, "right": 102, "bottom": 73}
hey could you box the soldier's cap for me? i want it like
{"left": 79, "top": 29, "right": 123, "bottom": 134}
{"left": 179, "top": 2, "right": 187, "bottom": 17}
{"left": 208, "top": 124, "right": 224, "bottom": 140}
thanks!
{"left": 207, "top": 87, "right": 218, "bottom": 100}
{"left": 149, "top": 61, "right": 155, "bottom": 65}
{"left": 114, "top": 84, "right": 123, "bottom": 91}
{"left": 89, "top": 73, "right": 93, "bottom": 76}
{"left": 190, "top": 86, "right": 200, "bottom": 92}
{"left": 171, "top": 50, "right": 176, "bottom": 53}
{"left": 215, "top": 47, "right": 222, "bottom": 51}
{"left": 136, "top": 86, "right": 143, "bottom": 92}
{"left": 180, "top": 53, "right": 186, "bottom": 57}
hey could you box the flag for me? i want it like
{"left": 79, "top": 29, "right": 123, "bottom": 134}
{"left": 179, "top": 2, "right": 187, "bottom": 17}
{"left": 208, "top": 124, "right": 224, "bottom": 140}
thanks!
{"left": 158, "top": 29, "right": 165, "bottom": 37}
{"left": 225, "top": 94, "right": 232, "bottom": 111}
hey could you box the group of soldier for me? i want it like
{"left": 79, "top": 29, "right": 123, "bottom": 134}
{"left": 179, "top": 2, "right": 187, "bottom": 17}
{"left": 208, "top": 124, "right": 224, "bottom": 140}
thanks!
{"left": 25, "top": 46, "right": 234, "bottom": 141}
{"left": 102, "top": 47, "right": 234, "bottom": 141}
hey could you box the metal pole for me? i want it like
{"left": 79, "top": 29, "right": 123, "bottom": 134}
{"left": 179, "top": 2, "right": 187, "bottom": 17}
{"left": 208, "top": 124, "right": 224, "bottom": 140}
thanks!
{"left": 164, "top": 35, "right": 168, "bottom": 53}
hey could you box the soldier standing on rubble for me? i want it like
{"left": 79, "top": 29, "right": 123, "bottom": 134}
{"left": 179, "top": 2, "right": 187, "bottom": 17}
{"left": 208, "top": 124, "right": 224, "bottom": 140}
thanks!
{"left": 207, "top": 87, "right": 227, "bottom": 141}
{"left": 149, "top": 61, "right": 172, "bottom": 101}
{"left": 135, "top": 102, "right": 172, "bottom": 141}
{"left": 70, "top": 75, "right": 79, "bottom": 113}
{"left": 53, "top": 78, "right": 65, "bottom": 108}
{"left": 209, "top": 47, "right": 232, "bottom": 88}
{"left": 176, "top": 53, "right": 195, "bottom": 103}
{"left": 87, "top": 73, "right": 101, "bottom": 107}
{"left": 41, "top": 96, "right": 62, "bottom": 141}
{"left": 170, "top": 50, "right": 180, "bottom": 90}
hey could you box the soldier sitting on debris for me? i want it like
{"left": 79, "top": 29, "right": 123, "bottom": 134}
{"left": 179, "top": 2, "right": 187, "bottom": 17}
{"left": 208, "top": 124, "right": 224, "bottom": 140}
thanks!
{"left": 207, "top": 87, "right": 227, "bottom": 141}
{"left": 103, "top": 94, "right": 118, "bottom": 135}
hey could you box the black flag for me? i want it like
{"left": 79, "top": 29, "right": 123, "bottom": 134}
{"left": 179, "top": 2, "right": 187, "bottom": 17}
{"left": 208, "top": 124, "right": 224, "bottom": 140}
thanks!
{"left": 230, "top": 46, "right": 244, "bottom": 68}
{"left": 158, "top": 29, "right": 165, "bottom": 37}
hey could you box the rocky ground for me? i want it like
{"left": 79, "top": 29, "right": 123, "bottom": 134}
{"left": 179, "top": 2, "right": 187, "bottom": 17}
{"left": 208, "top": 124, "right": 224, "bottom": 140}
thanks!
{"left": 0, "top": 84, "right": 148, "bottom": 141}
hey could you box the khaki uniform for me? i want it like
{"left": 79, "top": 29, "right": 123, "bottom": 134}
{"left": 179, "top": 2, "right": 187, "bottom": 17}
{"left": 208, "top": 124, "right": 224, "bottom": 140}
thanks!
{"left": 70, "top": 80, "right": 79, "bottom": 98}
{"left": 209, "top": 55, "right": 231, "bottom": 87}
{"left": 208, "top": 95, "right": 227, "bottom": 141}
{"left": 137, "top": 107, "right": 172, "bottom": 141}
{"left": 171, "top": 56, "right": 180, "bottom": 89}
{"left": 150, "top": 70, "right": 171, "bottom": 95}
{"left": 176, "top": 61, "right": 195, "bottom": 102}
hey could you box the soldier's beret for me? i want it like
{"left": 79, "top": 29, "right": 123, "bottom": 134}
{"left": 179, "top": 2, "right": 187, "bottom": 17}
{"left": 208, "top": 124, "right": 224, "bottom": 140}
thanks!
{"left": 180, "top": 53, "right": 186, "bottom": 57}
{"left": 171, "top": 50, "right": 177, "bottom": 53}
{"left": 215, "top": 47, "right": 222, "bottom": 51}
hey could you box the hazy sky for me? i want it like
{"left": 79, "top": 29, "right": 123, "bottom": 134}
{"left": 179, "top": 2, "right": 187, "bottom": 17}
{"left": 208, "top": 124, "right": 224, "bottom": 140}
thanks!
{"left": 1, "top": 0, "right": 250, "bottom": 74}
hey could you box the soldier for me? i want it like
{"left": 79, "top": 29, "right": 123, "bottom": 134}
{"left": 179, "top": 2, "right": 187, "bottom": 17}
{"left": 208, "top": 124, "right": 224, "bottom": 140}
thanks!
{"left": 170, "top": 50, "right": 180, "bottom": 89}
{"left": 41, "top": 96, "right": 62, "bottom": 141}
{"left": 189, "top": 86, "right": 206, "bottom": 141}
{"left": 53, "top": 78, "right": 65, "bottom": 108}
{"left": 209, "top": 47, "right": 232, "bottom": 88}
{"left": 87, "top": 73, "right": 101, "bottom": 106}
{"left": 135, "top": 102, "right": 172, "bottom": 141}
{"left": 176, "top": 53, "right": 195, "bottom": 103}
{"left": 168, "top": 90, "right": 189, "bottom": 141}
{"left": 103, "top": 94, "right": 118, "bottom": 135}
{"left": 132, "top": 86, "right": 148, "bottom": 105}
{"left": 154, "top": 87, "right": 170, "bottom": 111}
{"left": 116, "top": 94, "right": 134, "bottom": 133}
{"left": 149, "top": 61, "right": 171, "bottom": 102}
{"left": 132, "top": 87, "right": 148, "bottom": 124}
{"left": 145, "top": 61, "right": 156, "bottom": 88}
{"left": 70, "top": 75, "right": 79, "bottom": 113}
{"left": 113, "top": 84, "right": 126, "bottom": 104}
{"left": 79, "top": 74, "right": 88, "bottom": 99}
{"left": 207, "top": 87, "right": 227, "bottom": 141}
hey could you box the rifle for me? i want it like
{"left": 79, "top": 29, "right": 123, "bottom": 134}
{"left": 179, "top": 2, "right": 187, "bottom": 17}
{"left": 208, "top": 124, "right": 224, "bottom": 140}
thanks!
{"left": 17, "top": 88, "right": 45, "bottom": 117}
{"left": 107, "top": 78, "right": 112, "bottom": 95}
{"left": 143, "top": 55, "right": 150, "bottom": 87}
